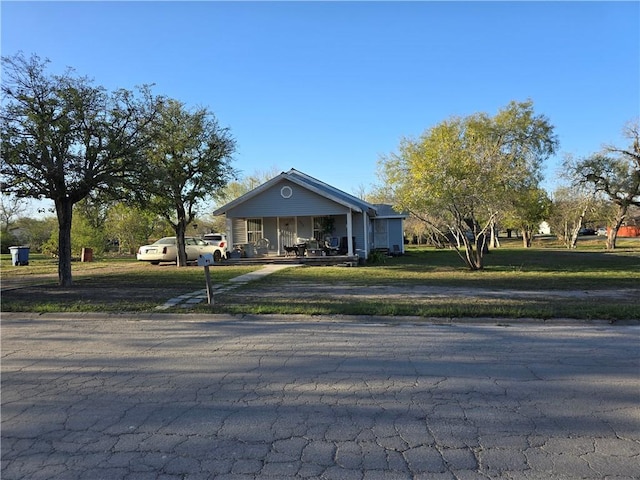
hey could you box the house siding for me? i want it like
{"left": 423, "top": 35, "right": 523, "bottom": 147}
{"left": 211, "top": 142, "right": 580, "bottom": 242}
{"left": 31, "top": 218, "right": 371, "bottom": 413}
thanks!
{"left": 352, "top": 213, "right": 366, "bottom": 254}
{"left": 226, "top": 180, "right": 351, "bottom": 218}
{"left": 388, "top": 219, "right": 404, "bottom": 250}
{"left": 373, "top": 219, "right": 389, "bottom": 249}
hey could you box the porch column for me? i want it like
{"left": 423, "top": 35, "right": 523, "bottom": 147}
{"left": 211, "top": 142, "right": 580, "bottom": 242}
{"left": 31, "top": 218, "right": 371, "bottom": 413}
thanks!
{"left": 276, "top": 217, "right": 281, "bottom": 255}
{"left": 226, "top": 217, "right": 233, "bottom": 248}
{"left": 363, "top": 213, "right": 369, "bottom": 258}
{"left": 346, "top": 210, "right": 354, "bottom": 256}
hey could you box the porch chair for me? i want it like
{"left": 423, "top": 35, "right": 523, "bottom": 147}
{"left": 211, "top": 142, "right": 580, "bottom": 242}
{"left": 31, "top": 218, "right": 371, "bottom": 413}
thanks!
{"left": 306, "top": 239, "right": 323, "bottom": 257}
{"left": 255, "top": 238, "right": 270, "bottom": 256}
{"left": 324, "top": 237, "right": 340, "bottom": 255}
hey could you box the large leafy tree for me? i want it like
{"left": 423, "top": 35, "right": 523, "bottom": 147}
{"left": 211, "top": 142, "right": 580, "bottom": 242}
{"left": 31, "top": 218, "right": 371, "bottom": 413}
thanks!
{"left": 0, "top": 53, "right": 160, "bottom": 285}
{"left": 566, "top": 121, "right": 640, "bottom": 249}
{"left": 136, "top": 99, "right": 236, "bottom": 266}
{"left": 502, "top": 186, "right": 552, "bottom": 248}
{"left": 380, "top": 100, "right": 558, "bottom": 269}
{"left": 105, "top": 203, "right": 167, "bottom": 254}
{"left": 13, "top": 216, "right": 57, "bottom": 253}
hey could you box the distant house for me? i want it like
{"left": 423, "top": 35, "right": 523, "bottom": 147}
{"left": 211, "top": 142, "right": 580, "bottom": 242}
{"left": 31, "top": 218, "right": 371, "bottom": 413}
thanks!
{"left": 212, "top": 169, "right": 406, "bottom": 259}
{"left": 538, "top": 221, "right": 551, "bottom": 235}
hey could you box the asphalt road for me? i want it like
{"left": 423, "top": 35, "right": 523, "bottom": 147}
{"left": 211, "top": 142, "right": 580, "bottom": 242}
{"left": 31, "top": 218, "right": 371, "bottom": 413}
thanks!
{"left": 2, "top": 313, "right": 639, "bottom": 480}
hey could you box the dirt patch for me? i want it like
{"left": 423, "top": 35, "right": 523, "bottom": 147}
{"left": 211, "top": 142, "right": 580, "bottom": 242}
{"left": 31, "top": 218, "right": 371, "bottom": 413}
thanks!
{"left": 1, "top": 283, "right": 175, "bottom": 311}
{"left": 2, "top": 265, "right": 638, "bottom": 312}
{"left": 0, "top": 263, "right": 190, "bottom": 309}
{"left": 226, "top": 281, "right": 639, "bottom": 301}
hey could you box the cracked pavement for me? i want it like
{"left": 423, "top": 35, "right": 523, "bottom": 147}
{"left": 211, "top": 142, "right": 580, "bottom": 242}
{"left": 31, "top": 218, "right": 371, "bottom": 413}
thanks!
{"left": 2, "top": 313, "right": 639, "bottom": 479}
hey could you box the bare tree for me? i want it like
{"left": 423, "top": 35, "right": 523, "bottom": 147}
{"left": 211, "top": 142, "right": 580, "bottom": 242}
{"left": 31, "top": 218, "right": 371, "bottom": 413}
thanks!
{"left": 565, "top": 120, "right": 640, "bottom": 249}
{"left": 0, "top": 194, "right": 27, "bottom": 232}
{"left": 548, "top": 186, "right": 596, "bottom": 249}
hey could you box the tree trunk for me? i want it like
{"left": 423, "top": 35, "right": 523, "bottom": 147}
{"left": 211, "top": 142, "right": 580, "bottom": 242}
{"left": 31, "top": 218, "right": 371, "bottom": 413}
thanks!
{"left": 606, "top": 205, "right": 627, "bottom": 250}
{"left": 569, "top": 225, "right": 581, "bottom": 249}
{"left": 55, "top": 198, "right": 74, "bottom": 287}
{"left": 464, "top": 246, "right": 479, "bottom": 270}
{"left": 521, "top": 227, "right": 532, "bottom": 248}
{"left": 568, "top": 203, "right": 590, "bottom": 249}
{"left": 173, "top": 202, "right": 192, "bottom": 267}
{"left": 478, "top": 232, "right": 489, "bottom": 254}
{"left": 490, "top": 222, "right": 500, "bottom": 249}
{"left": 176, "top": 219, "right": 188, "bottom": 267}
{"left": 463, "top": 234, "right": 484, "bottom": 270}
{"left": 445, "top": 229, "right": 482, "bottom": 270}
{"left": 606, "top": 228, "right": 619, "bottom": 250}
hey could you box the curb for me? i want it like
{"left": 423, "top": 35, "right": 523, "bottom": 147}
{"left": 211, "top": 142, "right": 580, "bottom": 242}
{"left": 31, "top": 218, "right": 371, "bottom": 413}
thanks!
{"left": 2, "top": 311, "right": 638, "bottom": 327}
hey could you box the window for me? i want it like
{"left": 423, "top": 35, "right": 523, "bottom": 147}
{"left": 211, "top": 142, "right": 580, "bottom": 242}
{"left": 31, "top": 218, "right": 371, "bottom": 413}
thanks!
{"left": 312, "top": 217, "right": 323, "bottom": 240}
{"left": 247, "top": 218, "right": 263, "bottom": 243}
{"left": 280, "top": 186, "right": 293, "bottom": 198}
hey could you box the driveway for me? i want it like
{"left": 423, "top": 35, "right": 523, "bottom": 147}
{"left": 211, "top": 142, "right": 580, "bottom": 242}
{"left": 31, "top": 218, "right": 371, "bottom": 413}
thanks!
{"left": 2, "top": 313, "right": 639, "bottom": 479}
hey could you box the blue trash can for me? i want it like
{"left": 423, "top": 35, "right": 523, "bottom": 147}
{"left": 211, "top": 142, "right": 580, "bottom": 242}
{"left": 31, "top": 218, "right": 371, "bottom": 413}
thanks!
{"left": 9, "top": 246, "right": 30, "bottom": 266}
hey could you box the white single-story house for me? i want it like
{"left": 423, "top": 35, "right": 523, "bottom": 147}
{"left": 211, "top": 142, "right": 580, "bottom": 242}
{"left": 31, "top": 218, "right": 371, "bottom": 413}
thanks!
{"left": 212, "top": 169, "right": 406, "bottom": 259}
{"left": 538, "top": 221, "right": 551, "bottom": 235}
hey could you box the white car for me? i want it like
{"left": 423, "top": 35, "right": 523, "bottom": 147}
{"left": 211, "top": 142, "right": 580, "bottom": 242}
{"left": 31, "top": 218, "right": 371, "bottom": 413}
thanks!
{"left": 137, "top": 236, "right": 226, "bottom": 265}
{"left": 202, "top": 233, "right": 227, "bottom": 249}
{"left": 202, "top": 233, "right": 228, "bottom": 257}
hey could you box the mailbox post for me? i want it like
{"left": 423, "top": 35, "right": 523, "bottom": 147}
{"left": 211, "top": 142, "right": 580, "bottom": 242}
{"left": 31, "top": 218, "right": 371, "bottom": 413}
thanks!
{"left": 197, "top": 253, "right": 215, "bottom": 304}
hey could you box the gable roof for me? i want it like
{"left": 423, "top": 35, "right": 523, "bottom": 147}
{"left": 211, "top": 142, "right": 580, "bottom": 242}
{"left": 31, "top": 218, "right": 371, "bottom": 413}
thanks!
{"left": 212, "top": 168, "right": 377, "bottom": 216}
{"left": 372, "top": 204, "right": 407, "bottom": 218}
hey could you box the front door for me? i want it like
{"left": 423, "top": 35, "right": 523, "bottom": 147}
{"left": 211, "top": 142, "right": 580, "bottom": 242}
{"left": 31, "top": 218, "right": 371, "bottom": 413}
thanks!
{"left": 279, "top": 217, "right": 297, "bottom": 250}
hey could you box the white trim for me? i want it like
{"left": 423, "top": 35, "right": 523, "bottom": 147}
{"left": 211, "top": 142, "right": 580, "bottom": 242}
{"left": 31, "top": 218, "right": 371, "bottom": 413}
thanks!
{"left": 364, "top": 212, "right": 370, "bottom": 256}
{"left": 280, "top": 185, "right": 293, "bottom": 199}
{"left": 346, "top": 210, "right": 354, "bottom": 256}
{"left": 225, "top": 217, "right": 233, "bottom": 251}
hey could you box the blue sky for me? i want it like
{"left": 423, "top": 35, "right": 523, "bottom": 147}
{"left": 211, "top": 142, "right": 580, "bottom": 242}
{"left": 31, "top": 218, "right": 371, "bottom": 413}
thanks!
{"left": 2, "top": 1, "right": 639, "bottom": 215}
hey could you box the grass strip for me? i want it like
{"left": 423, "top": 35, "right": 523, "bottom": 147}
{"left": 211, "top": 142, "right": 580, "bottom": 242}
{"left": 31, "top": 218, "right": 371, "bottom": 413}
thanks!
{"left": 2, "top": 240, "right": 639, "bottom": 320}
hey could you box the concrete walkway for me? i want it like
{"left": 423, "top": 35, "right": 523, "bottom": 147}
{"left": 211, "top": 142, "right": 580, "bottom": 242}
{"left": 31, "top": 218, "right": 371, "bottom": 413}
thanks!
{"left": 2, "top": 315, "right": 638, "bottom": 479}
{"left": 155, "top": 264, "right": 301, "bottom": 310}
{"left": 228, "top": 264, "right": 303, "bottom": 284}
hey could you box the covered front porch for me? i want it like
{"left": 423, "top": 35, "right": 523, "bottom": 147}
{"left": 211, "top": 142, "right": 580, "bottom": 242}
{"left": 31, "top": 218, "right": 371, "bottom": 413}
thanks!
{"left": 224, "top": 253, "right": 360, "bottom": 267}
{"left": 225, "top": 213, "right": 365, "bottom": 259}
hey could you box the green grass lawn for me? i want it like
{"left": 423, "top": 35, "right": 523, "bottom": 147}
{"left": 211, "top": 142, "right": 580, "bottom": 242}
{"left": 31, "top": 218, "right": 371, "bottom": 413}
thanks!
{"left": 206, "top": 240, "right": 639, "bottom": 320}
{"left": 2, "top": 237, "right": 639, "bottom": 320}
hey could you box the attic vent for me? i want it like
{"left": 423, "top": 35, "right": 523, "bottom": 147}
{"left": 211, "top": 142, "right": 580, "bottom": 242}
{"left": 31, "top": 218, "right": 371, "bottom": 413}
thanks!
{"left": 280, "top": 186, "right": 293, "bottom": 199}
